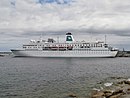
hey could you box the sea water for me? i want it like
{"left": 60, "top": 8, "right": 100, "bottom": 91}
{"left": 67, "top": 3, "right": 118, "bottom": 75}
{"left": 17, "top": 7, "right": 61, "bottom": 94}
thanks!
{"left": 0, "top": 56, "right": 130, "bottom": 98}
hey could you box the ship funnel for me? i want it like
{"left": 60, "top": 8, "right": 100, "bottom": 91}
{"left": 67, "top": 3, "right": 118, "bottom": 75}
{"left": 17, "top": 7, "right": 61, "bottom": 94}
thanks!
{"left": 66, "top": 32, "right": 74, "bottom": 43}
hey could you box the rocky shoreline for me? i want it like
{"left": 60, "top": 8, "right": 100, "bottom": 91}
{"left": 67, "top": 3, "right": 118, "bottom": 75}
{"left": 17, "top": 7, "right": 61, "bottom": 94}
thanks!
{"left": 91, "top": 78, "right": 130, "bottom": 98}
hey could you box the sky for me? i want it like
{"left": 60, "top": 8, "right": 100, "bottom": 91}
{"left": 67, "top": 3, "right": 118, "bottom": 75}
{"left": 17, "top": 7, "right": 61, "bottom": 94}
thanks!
{"left": 0, "top": 0, "right": 130, "bottom": 51}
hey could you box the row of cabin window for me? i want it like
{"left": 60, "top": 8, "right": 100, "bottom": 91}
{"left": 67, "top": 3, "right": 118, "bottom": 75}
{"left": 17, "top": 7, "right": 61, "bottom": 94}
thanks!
{"left": 23, "top": 44, "right": 103, "bottom": 48}
{"left": 23, "top": 47, "right": 41, "bottom": 49}
{"left": 74, "top": 49, "right": 109, "bottom": 51}
{"left": 23, "top": 45, "right": 37, "bottom": 46}
{"left": 41, "top": 49, "right": 110, "bottom": 51}
{"left": 42, "top": 44, "right": 103, "bottom": 47}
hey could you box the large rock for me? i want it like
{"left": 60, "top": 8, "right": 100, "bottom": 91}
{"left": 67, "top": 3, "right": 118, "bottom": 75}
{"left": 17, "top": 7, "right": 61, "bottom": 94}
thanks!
{"left": 91, "top": 91, "right": 104, "bottom": 98}
{"left": 91, "top": 78, "right": 130, "bottom": 98}
{"left": 124, "top": 81, "right": 130, "bottom": 85}
{"left": 68, "top": 93, "right": 77, "bottom": 97}
{"left": 109, "top": 93, "right": 123, "bottom": 98}
{"left": 104, "top": 90, "right": 113, "bottom": 97}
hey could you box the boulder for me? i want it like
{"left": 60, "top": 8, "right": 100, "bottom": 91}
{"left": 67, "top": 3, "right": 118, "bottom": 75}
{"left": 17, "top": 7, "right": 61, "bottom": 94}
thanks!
{"left": 124, "top": 81, "right": 130, "bottom": 85}
{"left": 109, "top": 93, "right": 123, "bottom": 98}
{"left": 68, "top": 93, "right": 77, "bottom": 97}
{"left": 91, "top": 91, "right": 104, "bottom": 98}
{"left": 112, "top": 89, "right": 124, "bottom": 95}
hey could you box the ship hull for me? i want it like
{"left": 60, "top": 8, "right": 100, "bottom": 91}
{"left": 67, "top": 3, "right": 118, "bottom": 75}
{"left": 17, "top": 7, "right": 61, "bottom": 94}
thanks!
{"left": 11, "top": 49, "right": 118, "bottom": 58}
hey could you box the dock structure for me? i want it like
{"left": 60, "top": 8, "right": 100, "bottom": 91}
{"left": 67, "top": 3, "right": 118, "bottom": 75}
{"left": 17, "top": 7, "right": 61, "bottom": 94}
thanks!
{"left": 0, "top": 52, "right": 12, "bottom": 56}
{"left": 116, "top": 51, "right": 130, "bottom": 57}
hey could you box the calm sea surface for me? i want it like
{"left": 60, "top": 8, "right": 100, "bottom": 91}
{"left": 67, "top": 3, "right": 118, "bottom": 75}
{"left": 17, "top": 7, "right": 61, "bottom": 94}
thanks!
{"left": 0, "top": 56, "right": 130, "bottom": 98}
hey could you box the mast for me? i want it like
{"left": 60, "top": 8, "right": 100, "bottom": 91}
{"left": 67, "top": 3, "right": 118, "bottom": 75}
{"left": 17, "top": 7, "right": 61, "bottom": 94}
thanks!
{"left": 105, "top": 35, "right": 106, "bottom": 44}
{"left": 57, "top": 36, "right": 59, "bottom": 43}
{"left": 39, "top": 33, "right": 43, "bottom": 41}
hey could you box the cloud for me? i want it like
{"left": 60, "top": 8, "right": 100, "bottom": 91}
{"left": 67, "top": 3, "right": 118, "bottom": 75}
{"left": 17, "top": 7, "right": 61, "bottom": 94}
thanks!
{"left": 0, "top": 0, "right": 130, "bottom": 50}
{"left": 0, "top": 0, "right": 130, "bottom": 34}
{"left": 37, "top": 0, "right": 73, "bottom": 4}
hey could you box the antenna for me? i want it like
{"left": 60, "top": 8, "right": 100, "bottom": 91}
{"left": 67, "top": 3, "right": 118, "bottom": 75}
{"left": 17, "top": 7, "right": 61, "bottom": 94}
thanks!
{"left": 90, "top": 32, "right": 92, "bottom": 43}
{"left": 57, "top": 36, "right": 59, "bottom": 43}
{"left": 39, "top": 33, "right": 43, "bottom": 41}
{"left": 105, "top": 35, "right": 106, "bottom": 44}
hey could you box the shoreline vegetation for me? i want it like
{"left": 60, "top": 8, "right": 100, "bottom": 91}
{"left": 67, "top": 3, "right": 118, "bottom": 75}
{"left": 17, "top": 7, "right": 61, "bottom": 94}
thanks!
{"left": 0, "top": 51, "right": 130, "bottom": 57}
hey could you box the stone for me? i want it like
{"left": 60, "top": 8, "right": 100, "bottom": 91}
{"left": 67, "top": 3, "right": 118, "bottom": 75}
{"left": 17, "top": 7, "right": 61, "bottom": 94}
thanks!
{"left": 68, "top": 93, "right": 77, "bottom": 97}
{"left": 126, "top": 88, "right": 130, "bottom": 94}
{"left": 103, "top": 90, "right": 113, "bottom": 93}
{"left": 103, "top": 90, "right": 113, "bottom": 97}
{"left": 109, "top": 93, "right": 122, "bottom": 98}
{"left": 112, "top": 89, "right": 123, "bottom": 95}
{"left": 104, "top": 92, "right": 113, "bottom": 97}
{"left": 127, "top": 88, "right": 130, "bottom": 91}
{"left": 109, "top": 93, "right": 123, "bottom": 98}
{"left": 91, "top": 91, "right": 104, "bottom": 98}
{"left": 120, "top": 94, "right": 130, "bottom": 98}
{"left": 124, "top": 81, "right": 130, "bottom": 85}
{"left": 118, "top": 81, "right": 125, "bottom": 84}
{"left": 91, "top": 78, "right": 130, "bottom": 98}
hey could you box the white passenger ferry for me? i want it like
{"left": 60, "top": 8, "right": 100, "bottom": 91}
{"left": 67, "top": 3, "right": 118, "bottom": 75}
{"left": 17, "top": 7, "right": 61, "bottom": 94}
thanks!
{"left": 11, "top": 33, "right": 118, "bottom": 57}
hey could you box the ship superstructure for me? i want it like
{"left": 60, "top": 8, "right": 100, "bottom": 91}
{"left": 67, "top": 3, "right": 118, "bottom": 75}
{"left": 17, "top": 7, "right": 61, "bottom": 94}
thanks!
{"left": 11, "top": 33, "right": 118, "bottom": 57}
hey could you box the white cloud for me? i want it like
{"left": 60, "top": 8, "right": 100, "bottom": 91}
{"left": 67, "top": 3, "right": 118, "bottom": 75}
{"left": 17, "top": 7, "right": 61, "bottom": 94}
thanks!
{"left": 0, "top": 0, "right": 130, "bottom": 50}
{"left": 1, "top": 0, "right": 130, "bottom": 32}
